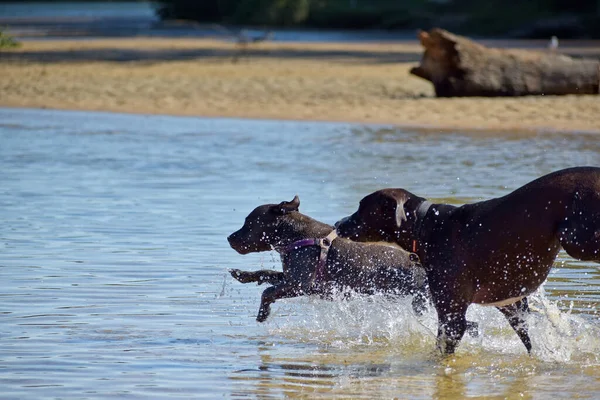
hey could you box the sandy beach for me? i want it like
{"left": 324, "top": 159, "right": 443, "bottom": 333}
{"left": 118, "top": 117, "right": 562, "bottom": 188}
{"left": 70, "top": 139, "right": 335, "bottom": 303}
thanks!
{"left": 1, "top": 37, "right": 599, "bottom": 133}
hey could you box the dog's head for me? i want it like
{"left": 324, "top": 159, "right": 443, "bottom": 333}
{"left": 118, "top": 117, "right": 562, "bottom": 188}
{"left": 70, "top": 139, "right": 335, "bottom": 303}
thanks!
{"left": 336, "top": 189, "right": 423, "bottom": 244}
{"left": 227, "top": 196, "right": 300, "bottom": 255}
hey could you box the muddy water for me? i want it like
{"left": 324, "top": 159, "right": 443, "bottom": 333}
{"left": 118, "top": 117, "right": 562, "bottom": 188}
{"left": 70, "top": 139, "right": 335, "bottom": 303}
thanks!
{"left": 1, "top": 108, "right": 599, "bottom": 399}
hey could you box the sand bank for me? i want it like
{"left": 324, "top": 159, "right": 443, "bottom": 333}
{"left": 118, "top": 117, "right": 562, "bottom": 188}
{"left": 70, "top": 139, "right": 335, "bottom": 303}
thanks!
{"left": 1, "top": 38, "right": 599, "bottom": 133}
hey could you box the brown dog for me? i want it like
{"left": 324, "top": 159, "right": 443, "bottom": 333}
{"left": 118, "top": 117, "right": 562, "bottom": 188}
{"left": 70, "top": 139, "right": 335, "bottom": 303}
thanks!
{"left": 335, "top": 166, "right": 600, "bottom": 354}
{"left": 227, "top": 196, "right": 429, "bottom": 322}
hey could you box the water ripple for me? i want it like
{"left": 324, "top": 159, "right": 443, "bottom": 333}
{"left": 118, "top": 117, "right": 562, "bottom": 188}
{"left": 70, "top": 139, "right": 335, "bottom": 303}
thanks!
{"left": 1, "top": 108, "right": 599, "bottom": 398}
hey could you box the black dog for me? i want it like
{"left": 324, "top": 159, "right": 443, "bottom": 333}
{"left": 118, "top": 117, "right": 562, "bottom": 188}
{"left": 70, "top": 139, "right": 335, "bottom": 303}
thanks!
{"left": 227, "top": 196, "right": 429, "bottom": 322}
{"left": 336, "top": 166, "right": 600, "bottom": 354}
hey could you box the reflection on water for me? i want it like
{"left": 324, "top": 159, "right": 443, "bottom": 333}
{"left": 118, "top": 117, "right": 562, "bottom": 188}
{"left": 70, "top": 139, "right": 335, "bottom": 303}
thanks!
{"left": 1, "top": 108, "right": 599, "bottom": 398}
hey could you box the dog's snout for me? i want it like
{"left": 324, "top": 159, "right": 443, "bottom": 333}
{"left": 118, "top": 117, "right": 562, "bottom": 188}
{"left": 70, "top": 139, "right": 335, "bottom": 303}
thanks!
{"left": 335, "top": 216, "right": 349, "bottom": 228}
{"left": 227, "top": 231, "right": 241, "bottom": 247}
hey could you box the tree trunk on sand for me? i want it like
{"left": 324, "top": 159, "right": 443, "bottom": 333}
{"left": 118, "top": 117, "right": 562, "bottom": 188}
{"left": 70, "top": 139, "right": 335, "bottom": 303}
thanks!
{"left": 410, "top": 28, "right": 600, "bottom": 97}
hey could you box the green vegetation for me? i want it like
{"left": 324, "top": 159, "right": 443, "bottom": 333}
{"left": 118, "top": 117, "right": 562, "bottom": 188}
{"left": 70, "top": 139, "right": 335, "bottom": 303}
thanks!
{"left": 155, "top": 0, "right": 434, "bottom": 28}
{"left": 155, "top": 0, "right": 600, "bottom": 38}
{"left": 0, "top": 28, "right": 20, "bottom": 49}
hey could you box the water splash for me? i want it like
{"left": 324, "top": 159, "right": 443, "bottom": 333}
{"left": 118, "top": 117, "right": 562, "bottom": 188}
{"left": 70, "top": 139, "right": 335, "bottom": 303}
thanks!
{"left": 265, "top": 288, "right": 600, "bottom": 364}
{"left": 268, "top": 292, "right": 435, "bottom": 353}
{"left": 527, "top": 289, "right": 600, "bottom": 364}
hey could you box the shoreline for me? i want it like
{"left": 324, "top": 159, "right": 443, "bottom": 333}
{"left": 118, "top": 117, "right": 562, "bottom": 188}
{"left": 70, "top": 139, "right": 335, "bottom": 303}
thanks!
{"left": 1, "top": 38, "right": 600, "bottom": 134}
{"left": 3, "top": 104, "right": 599, "bottom": 137}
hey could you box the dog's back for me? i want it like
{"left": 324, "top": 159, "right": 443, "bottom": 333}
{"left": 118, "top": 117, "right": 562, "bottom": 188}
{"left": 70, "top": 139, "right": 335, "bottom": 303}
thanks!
{"left": 325, "top": 239, "right": 425, "bottom": 296}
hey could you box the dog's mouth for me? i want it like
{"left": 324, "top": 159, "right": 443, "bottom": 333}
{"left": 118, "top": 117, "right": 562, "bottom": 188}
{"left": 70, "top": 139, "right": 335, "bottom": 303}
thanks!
{"left": 227, "top": 234, "right": 272, "bottom": 255}
{"left": 230, "top": 244, "right": 252, "bottom": 255}
{"left": 227, "top": 235, "right": 251, "bottom": 254}
{"left": 335, "top": 217, "right": 364, "bottom": 241}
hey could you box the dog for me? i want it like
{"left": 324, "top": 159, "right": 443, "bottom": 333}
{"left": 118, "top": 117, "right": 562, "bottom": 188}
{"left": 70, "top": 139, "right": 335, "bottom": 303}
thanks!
{"left": 335, "top": 166, "right": 600, "bottom": 354}
{"left": 227, "top": 196, "right": 429, "bottom": 322}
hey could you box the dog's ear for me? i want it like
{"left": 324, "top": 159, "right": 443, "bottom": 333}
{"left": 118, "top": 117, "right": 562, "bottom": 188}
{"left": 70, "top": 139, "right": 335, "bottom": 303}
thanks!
{"left": 394, "top": 197, "right": 407, "bottom": 227}
{"left": 274, "top": 195, "right": 300, "bottom": 214}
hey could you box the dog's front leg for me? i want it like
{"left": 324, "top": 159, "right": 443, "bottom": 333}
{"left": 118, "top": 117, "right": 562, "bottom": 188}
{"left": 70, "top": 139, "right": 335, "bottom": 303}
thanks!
{"left": 229, "top": 269, "right": 285, "bottom": 285}
{"left": 256, "top": 283, "right": 300, "bottom": 322}
{"left": 410, "top": 285, "right": 429, "bottom": 316}
{"left": 429, "top": 270, "right": 471, "bottom": 354}
{"left": 436, "top": 308, "right": 469, "bottom": 355}
{"left": 497, "top": 297, "right": 532, "bottom": 354}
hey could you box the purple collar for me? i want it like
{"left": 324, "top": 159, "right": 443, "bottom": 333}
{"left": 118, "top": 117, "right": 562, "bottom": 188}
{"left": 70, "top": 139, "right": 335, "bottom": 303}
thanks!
{"left": 280, "top": 238, "right": 321, "bottom": 253}
{"left": 275, "top": 230, "right": 338, "bottom": 288}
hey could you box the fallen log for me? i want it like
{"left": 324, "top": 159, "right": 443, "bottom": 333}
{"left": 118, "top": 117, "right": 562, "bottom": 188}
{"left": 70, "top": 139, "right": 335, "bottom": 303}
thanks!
{"left": 410, "top": 28, "right": 600, "bottom": 97}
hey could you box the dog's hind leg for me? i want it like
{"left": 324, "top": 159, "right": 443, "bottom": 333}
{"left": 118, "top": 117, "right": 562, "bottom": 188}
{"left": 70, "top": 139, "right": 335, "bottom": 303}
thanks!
{"left": 497, "top": 297, "right": 532, "bottom": 354}
{"left": 465, "top": 321, "right": 480, "bottom": 338}
{"left": 256, "top": 283, "right": 300, "bottom": 322}
{"left": 411, "top": 290, "right": 429, "bottom": 316}
{"left": 229, "top": 269, "right": 285, "bottom": 285}
{"left": 559, "top": 219, "right": 600, "bottom": 262}
{"left": 558, "top": 194, "right": 600, "bottom": 262}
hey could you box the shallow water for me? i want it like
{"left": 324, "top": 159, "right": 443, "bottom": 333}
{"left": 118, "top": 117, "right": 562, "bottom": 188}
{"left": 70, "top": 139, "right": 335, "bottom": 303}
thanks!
{"left": 1, "top": 108, "right": 599, "bottom": 399}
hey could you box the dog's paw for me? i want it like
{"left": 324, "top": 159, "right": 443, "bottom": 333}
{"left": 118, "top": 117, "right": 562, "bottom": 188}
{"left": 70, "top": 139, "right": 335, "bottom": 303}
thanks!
{"left": 466, "top": 321, "right": 480, "bottom": 338}
{"left": 229, "top": 269, "right": 254, "bottom": 283}
{"left": 256, "top": 311, "right": 269, "bottom": 323}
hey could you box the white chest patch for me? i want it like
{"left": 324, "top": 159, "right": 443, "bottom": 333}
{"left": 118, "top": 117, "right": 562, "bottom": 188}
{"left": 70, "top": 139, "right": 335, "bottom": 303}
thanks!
{"left": 478, "top": 295, "right": 525, "bottom": 307}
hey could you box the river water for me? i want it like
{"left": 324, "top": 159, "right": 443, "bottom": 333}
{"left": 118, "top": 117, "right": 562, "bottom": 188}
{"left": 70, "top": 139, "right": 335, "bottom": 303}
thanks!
{"left": 1, "top": 108, "right": 599, "bottom": 399}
